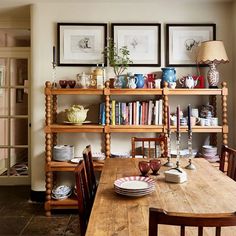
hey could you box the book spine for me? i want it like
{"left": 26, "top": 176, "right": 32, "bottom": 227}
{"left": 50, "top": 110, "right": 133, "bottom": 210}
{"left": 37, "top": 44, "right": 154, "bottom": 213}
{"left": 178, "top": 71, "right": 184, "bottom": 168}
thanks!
{"left": 112, "top": 100, "right": 115, "bottom": 125}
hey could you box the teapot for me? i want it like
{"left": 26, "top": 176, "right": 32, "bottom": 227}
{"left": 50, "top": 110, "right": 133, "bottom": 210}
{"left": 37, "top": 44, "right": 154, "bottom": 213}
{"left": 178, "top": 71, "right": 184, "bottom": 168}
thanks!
{"left": 179, "top": 75, "right": 198, "bottom": 89}
{"left": 65, "top": 105, "right": 89, "bottom": 123}
{"left": 77, "top": 72, "right": 90, "bottom": 88}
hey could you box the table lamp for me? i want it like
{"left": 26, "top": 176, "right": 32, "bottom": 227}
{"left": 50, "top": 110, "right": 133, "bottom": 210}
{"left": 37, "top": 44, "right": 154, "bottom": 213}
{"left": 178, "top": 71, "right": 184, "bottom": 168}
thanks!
{"left": 197, "top": 40, "right": 229, "bottom": 88}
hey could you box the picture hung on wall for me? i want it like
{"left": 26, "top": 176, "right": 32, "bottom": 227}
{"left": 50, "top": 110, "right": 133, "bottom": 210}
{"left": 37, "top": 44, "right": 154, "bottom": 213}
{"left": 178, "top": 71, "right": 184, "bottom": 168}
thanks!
{"left": 112, "top": 23, "right": 161, "bottom": 66}
{"left": 57, "top": 23, "right": 107, "bottom": 66}
{"left": 166, "top": 24, "right": 216, "bottom": 67}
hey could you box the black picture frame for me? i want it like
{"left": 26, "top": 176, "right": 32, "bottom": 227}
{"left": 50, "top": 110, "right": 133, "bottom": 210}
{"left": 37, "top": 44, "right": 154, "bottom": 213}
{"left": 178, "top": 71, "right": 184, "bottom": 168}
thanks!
{"left": 166, "top": 23, "right": 216, "bottom": 67}
{"left": 57, "top": 23, "right": 107, "bottom": 66}
{"left": 112, "top": 23, "right": 161, "bottom": 67}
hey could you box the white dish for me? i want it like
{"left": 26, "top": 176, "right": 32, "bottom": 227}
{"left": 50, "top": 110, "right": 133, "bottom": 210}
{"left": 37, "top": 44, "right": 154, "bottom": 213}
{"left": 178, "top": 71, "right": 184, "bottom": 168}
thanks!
{"left": 52, "top": 191, "right": 72, "bottom": 200}
{"left": 64, "top": 121, "right": 92, "bottom": 125}
{"left": 70, "top": 157, "right": 83, "bottom": 163}
{"left": 114, "top": 176, "right": 155, "bottom": 191}
{"left": 52, "top": 185, "right": 71, "bottom": 195}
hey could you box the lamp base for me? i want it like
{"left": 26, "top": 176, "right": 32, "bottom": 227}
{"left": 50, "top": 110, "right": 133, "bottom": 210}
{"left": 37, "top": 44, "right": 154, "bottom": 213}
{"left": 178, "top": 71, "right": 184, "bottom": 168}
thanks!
{"left": 207, "top": 63, "right": 219, "bottom": 87}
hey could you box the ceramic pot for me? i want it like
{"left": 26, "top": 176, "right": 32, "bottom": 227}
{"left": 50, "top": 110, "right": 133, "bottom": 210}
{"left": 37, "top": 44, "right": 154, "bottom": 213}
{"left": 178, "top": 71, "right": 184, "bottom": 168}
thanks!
{"left": 65, "top": 105, "right": 89, "bottom": 123}
{"left": 161, "top": 67, "right": 176, "bottom": 87}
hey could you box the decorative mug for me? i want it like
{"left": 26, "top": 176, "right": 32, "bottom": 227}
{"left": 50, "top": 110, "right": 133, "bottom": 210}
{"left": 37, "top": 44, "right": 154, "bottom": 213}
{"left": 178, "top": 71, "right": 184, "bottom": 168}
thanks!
{"left": 191, "top": 108, "right": 199, "bottom": 118}
{"left": 211, "top": 117, "right": 218, "bottom": 126}
{"left": 189, "top": 116, "right": 200, "bottom": 126}
{"left": 154, "top": 79, "right": 162, "bottom": 89}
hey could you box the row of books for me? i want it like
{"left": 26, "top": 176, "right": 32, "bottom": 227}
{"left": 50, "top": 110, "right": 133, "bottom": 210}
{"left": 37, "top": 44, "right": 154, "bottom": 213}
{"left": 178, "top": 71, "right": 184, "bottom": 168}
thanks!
{"left": 99, "top": 99, "right": 163, "bottom": 125}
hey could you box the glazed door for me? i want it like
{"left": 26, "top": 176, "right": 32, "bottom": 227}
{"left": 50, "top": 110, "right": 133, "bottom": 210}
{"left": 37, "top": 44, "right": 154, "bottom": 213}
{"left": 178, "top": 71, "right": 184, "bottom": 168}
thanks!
{"left": 0, "top": 49, "right": 30, "bottom": 185}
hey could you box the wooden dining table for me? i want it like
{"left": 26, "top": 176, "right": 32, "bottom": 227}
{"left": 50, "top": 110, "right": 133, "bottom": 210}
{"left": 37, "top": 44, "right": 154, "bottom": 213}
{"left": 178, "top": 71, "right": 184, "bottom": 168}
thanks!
{"left": 86, "top": 158, "right": 236, "bottom": 236}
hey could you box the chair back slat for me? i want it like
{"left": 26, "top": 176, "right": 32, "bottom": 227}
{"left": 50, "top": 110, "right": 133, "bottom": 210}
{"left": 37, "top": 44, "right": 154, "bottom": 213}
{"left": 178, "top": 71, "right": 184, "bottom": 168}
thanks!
{"left": 75, "top": 162, "right": 91, "bottom": 236}
{"left": 131, "top": 135, "right": 167, "bottom": 158}
{"left": 149, "top": 208, "right": 236, "bottom": 236}
{"left": 83, "top": 145, "right": 97, "bottom": 201}
{"left": 220, "top": 145, "right": 236, "bottom": 181}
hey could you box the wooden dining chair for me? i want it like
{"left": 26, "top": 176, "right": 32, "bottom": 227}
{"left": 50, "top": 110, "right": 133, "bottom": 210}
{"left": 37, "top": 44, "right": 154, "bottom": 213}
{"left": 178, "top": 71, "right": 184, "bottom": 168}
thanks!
{"left": 131, "top": 136, "right": 167, "bottom": 158}
{"left": 74, "top": 161, "right": 91, "bottom": 236}
{"left": 149, "top": 208, "right": 236, "bottom": 236}
{"left": 220, "top": 144, "right": 236, "bottom": 181}
{"left": 83, "top": 145, "right": 97, "bottom": 201}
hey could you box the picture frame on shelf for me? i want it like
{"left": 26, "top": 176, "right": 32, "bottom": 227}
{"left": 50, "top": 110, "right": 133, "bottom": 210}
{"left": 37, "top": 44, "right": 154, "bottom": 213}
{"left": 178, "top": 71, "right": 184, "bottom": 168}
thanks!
{"left": 166, "top": 24, "right": 216, "bottom": 67}
{"left": 57, "top": 23, "right": 107, "bottom": 66}
{"left": 112, "top": 23, "right": 161, "bottom": 66}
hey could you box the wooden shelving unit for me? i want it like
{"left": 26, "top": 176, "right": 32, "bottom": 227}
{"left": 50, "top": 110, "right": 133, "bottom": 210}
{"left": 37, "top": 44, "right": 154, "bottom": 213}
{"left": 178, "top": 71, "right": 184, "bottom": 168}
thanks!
{"left": 44, "top": 81, "right": 228, "bottom": 216}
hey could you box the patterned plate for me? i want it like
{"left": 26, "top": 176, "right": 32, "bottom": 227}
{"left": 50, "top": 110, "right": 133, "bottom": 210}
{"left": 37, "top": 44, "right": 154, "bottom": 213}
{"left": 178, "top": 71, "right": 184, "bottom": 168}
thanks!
{"left": 114, "top": 187, "right": 155, "bottom": 197}
{"left": 114, "top": 176, "right": 155, "bottom": 191}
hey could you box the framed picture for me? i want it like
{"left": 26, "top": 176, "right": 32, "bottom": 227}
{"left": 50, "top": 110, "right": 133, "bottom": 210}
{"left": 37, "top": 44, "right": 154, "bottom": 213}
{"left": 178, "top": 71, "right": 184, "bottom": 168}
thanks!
{"left": 57, "top": 23, "right": 107, "bottom": 66}
{"left": 112, "top": 23, "right": 161, "bottom": 66}
{"left": 166, "top": 24, "right": 216, "bottom": 67}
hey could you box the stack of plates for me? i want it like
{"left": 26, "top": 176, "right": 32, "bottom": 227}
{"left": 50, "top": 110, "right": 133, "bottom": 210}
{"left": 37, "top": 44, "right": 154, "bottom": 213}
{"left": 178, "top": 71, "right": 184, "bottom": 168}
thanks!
{"left": 202, "top": 145, "right": 219, "bottom": 162}
{"left": 114, "top": 176, "right": 155, "bottom": 197}
{"left": 52, "top": 185, "right": 72, "bottom": 200}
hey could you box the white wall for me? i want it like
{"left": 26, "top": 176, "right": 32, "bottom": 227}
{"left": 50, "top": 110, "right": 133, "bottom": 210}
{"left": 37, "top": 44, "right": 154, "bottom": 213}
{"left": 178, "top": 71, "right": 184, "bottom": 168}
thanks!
{"left": 30, "top": 1, "right": 234, "bottom": 191}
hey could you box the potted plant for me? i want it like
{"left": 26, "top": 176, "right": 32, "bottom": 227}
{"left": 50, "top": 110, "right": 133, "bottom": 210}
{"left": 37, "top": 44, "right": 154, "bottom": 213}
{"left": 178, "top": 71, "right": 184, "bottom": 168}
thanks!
{"left": 102, "top": 38, "right": 133, "bottom": 88}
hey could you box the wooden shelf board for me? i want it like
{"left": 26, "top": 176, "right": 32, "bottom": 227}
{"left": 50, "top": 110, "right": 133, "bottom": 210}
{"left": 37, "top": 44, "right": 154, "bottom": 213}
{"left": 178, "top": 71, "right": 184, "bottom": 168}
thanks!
{"left": 166, "top": 88, "right": 222, "bottom": 95}
{"left": 110, "top": 88, "right": 162, "bottom": 95}
{"left": 109, "top": 125, "right": 163, "bottom": 133}
{"left": 48, "top": 197, "right": 78, "bottom": 207}
{"left": 170, "top": 126, "right": 222, "bottom": 133}
{"left": 48, "top": 88, "right": 103, "bottom": 95}
{"left": 46, "top": 161, "right": 77, "bottom": 171}
{"left": 45, "top": 124, "right": 104, "bottom": 133}
{"left": 46, "top": 160, "right": 104, "bottom": 171}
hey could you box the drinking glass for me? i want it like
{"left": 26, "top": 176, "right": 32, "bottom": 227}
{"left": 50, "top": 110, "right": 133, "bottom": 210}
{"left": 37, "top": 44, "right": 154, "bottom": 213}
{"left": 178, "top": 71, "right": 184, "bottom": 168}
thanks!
{"left": 138, "top": 161, "right": 150, "bottom": 176}
{"left": 150, "top": 159, "right": 161, "bottom": 175}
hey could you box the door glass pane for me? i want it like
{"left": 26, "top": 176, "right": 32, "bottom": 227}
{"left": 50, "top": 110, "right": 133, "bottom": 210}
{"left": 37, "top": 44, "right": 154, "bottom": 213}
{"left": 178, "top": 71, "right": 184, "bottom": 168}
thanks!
{"left": 0, "top": 29, "right": 30, "bottom": 47}
{"left": 10, "top": 88, "right": 28, "bottom": 115}
{"left": 10, "top": 58, "right": 28, "bottom": 86}
{"left": 0, "top": 118, "right": 8, "bottom": 145}
{"left": 0, "top": 148, "right": 8, "bottom": 176}
{"left": 0, "top": 58, "right": 7, "bottom": 86}
{"left": 10, "top": 118, "right": 28, "bottom": 145}
{"left": 0, "top": 88, "right": 8, "bottom": 115}
{"left": 10, "top": 148, "right": 28, "bottom": 176}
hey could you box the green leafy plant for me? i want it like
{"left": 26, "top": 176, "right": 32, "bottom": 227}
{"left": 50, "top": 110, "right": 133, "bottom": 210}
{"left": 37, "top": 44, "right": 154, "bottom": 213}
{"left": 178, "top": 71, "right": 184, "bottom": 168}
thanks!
{"left": 102, "top": 38, "right": 133, "bottom": 77}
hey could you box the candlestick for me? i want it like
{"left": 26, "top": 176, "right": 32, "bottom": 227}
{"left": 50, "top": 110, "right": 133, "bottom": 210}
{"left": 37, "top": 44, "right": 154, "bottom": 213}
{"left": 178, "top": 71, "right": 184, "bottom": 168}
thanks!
{"left": 164, "top": 130, "right": 174, "bottom": 167}
{"left": 185, "top": 131, "right": 196, "bottom": 170}
{"left": 176, "top": 105, "right": 180, "bottom": 139}
{"left": 53, "top": 46, "right": 56, "bottom": 68}
{"left": 187, "top": 104, "right": 191, "bottom": 132}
